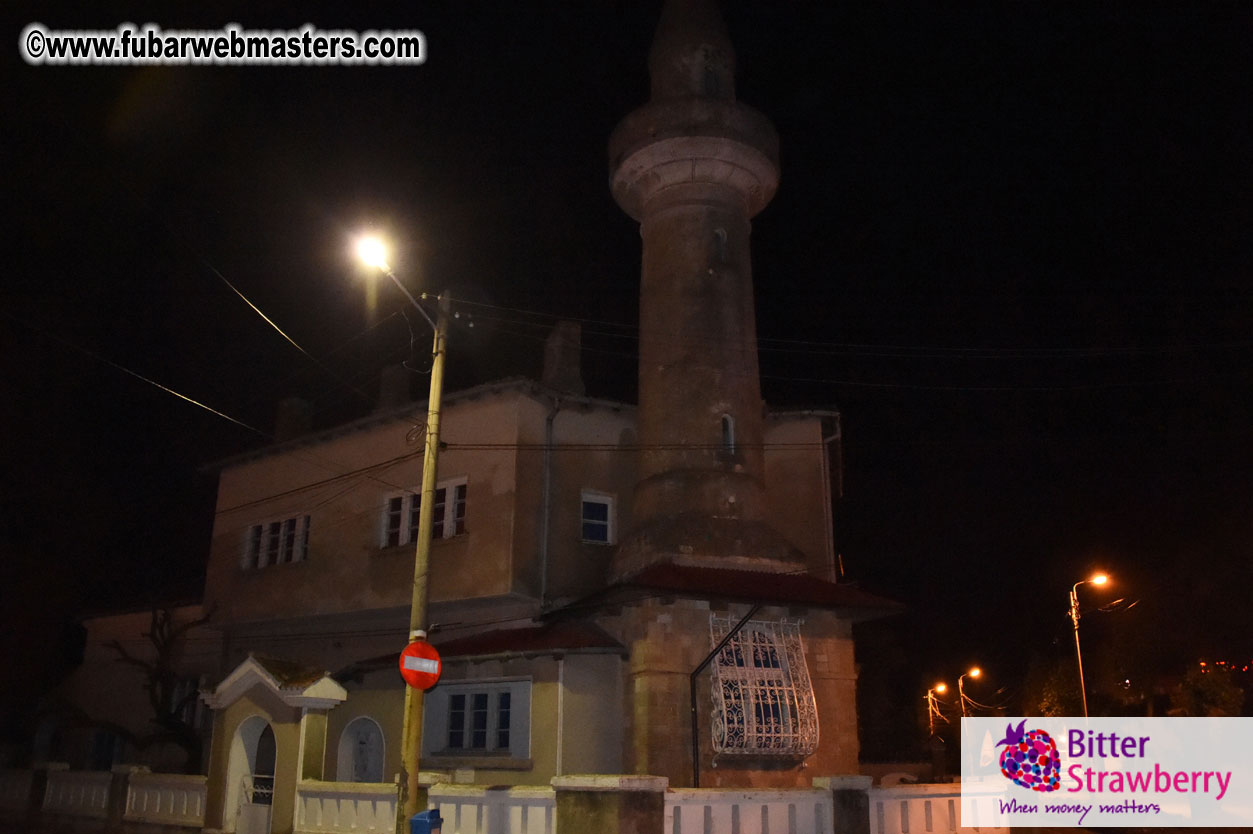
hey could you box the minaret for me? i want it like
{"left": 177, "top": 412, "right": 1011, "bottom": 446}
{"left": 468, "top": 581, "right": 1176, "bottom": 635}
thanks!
{"left": 609, "top": 0, "right": 802, "bottom": 579}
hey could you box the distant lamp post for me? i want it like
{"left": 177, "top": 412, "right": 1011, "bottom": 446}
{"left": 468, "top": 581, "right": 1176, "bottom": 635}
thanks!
{"left": 926, "top": 683, "right": 948, "bottom": 736}
{"left": 958, "top": 667, "right": 982, "bottom": 717}
{"left": 1069, "top": 573, "right": 1110, "bottom": 717}
{"left": 357, "top": 234, "right": 450, "bottom": 831}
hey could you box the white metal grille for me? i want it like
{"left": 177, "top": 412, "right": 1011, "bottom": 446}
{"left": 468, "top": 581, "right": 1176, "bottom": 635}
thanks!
{"left": 709, "top": 616, "right": 819, "bottom": 756}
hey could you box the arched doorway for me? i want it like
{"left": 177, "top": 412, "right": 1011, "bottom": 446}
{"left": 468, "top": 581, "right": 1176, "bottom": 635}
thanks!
{"left": 337, "top": 717, "right": 385, "bottom": 783}
{"left": 224, "top": 716, "right": 275, "bottom": 834}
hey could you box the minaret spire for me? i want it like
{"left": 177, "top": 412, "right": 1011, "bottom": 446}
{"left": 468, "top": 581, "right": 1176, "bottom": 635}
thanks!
{"left": 609, "top": 0, "right": 802, "bottom": 579}
{"left": 648, "top": 0, "right": 736, "bottom": 102}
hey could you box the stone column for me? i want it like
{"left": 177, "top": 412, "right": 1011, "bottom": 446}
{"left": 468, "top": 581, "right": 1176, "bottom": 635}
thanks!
{"left": 814, "top": 775, "right": 872, "bottom": 834}
{"left": 415, "top": 770, "right": 450, "bottom": 814}
{"left": 26, "top": 763, "right": 67, "bottom": 824}
{"left": 552, "top": 775, "right": 668, "bottom": 834}
{"left": 109, "top": 764, "right": 149, "bottom": 826}
{"left": 298, "top": 710, "right": 327, "bottom": 781}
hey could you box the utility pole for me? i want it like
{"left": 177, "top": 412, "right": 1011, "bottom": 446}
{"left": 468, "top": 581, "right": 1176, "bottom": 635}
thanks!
{"left": 354, "top": 237, "right": 451, "bottom": 832}
{"left": 395, "top": 292, "right": 450, "bottom": 832}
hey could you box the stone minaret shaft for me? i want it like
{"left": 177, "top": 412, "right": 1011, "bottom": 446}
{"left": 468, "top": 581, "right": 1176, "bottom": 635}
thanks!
{"left": 609, "top": 0, "right": 801, "bottom": 578}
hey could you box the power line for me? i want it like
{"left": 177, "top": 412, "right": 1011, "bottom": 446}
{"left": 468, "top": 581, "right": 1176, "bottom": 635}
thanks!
{"left": 3, "top": 311, "right": 265, "bottom": 437}
{"left": 470, "top": 314, "right": 1250, "bottom": 392}
{"left": 455, "top": 297, "right": 1253, "bottom": 360}
{"left": 200, "top": 259, "right": 375, "bottom": 405}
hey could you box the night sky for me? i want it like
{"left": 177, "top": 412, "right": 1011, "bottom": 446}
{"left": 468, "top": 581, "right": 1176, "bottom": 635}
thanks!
{"left": 5, "top": 2, "right": 1252, "bottom": 749}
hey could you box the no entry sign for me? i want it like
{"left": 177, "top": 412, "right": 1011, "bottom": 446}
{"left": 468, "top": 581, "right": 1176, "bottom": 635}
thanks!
{"left": 399, "top": 639, "right": 442, "bottom": 690}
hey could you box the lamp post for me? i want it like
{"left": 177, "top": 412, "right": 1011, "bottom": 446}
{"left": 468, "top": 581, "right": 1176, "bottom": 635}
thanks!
{"left": 926, "top": 683, "right": 948, "bottom": 737}
{"left": 1069, "top": 573, "right": 1109, "bottom": 718}
{"left": 357, "top": 236, "right": 450, "bottom": 831}
{"left": 957, "top": 667, "right": 981, "bottom": 717}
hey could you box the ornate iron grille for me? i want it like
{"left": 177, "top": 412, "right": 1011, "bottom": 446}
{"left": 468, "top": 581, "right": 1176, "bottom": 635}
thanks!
{"left": 709, "top": 616, "right": 819, "bottom": 756}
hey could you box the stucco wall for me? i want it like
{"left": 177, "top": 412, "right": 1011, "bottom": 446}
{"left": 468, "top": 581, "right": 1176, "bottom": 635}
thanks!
{"left": 206, "top": 387, "right": 650, "bottom": 629}
{"left": 763, "top": 415, "right": 838, "bottom": 579}
{"left": 323, "top": 681, "right": 403, "bottom": 783}
{"left": 513, "top": 396, "right": 638, "bottom": 604}
{"left": 558, "top": 654, "right": 625, "bottom": 775}
{"left": 205, "top": 393, "right": 524, "bottom": 626}
{"left": 324, "top": 652, "right": 625, "bottom": 787}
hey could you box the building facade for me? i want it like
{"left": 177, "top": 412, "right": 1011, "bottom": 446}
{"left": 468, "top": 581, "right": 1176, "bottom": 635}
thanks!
{"left": 38, "top": 3, "right": 898, "bottom": 832}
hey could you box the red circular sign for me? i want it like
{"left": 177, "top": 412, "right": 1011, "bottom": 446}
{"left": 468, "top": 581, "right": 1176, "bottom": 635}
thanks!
{"left": 399, "top": 640, "right": 442, "bottom": 690}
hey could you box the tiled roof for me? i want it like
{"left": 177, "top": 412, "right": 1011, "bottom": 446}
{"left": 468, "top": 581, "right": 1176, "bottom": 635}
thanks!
{"left": 332, "top": 621, "right": 624, "bottom": 682}
{"left": 435, "top": 621, "right": 624, "bottom": 658}
{"left": 250, "top": 653, "right": 330, "bottom": 689}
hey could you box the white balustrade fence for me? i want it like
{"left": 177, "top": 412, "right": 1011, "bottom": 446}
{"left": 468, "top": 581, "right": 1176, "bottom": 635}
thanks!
{"left": 295, "top": 780, "right": 398, "bottom": 834}
{"left": 0, "top": 769, "right": 34, "bottom": 812}
{"left": 125, "top": 772, "right": 207, "bottom": 828}
{"left": 665, "top": 788, "right": 833, "bottom": 834}
{"left": 429, "top": 784, "right": 555, "bottom": 834}
{"left": 42, "top": 769, "right": 112, "bottom": 818}
{"left": 868, "top": 783, "right": 1008, "bottom": 834}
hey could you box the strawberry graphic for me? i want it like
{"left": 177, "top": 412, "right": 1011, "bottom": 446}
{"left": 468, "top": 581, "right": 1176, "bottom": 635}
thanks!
{"left": 996, "top": 720, "right": 1061, "bottom": 792}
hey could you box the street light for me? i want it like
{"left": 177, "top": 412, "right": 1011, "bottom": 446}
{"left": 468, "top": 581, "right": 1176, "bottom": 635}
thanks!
{"left": 958, "top": 667, "right": 981, "bottom": 717}
{"left": 357, "top": 234, "right": 449, "bottom": 831}
{"left": 926, "top": 683, "right": 948, "bottom": 736}
{"left": 1069, "top": 572, "right": 1110, "bottom": 717}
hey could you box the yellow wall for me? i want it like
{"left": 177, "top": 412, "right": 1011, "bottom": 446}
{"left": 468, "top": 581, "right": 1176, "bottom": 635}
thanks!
{"left": 322, "top": 652, "right": 625, "bottom": 787}
{"left": 204, "top": 685, "right": 301, "bottom": 834}
{"left": 324, "top": 683, "right": 403, "bottom": 782}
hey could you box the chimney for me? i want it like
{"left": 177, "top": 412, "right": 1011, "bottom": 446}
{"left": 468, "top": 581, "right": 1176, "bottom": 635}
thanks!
{"left": 274, "top": 397, "right": 312, "bottom": 442}
{"left": 377, "top": 364, "right": 412, "bottom": 412}
{"left": 542, "top": 321, "right": 585, "bottom": 396}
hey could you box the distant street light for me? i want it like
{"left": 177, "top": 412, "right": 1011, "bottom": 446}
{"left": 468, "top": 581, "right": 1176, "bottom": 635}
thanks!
{"left": 357, "top": 234, "right": 449, "bottom": 832}
{"left": 926, "top": 683, "right": 948, "bottom": 736}
{"left": 958, "top": 667, "right": 982, "bottom": 717}
{"left": 1069, "top": 573, "right": 1111, "bottom": 717}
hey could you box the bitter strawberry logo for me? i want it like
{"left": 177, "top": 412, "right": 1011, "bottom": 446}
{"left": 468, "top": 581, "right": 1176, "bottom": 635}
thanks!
{"left": 996, "top": 720, "right": 1061, "bottom": 792}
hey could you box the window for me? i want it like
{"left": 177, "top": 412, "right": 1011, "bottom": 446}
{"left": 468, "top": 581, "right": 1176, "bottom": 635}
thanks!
{"left": 709, "top": 617, "right": 818, "bottom": 756}
{"left": 712, "top": 227, "right": 728, "bottom": 264}
{"left": 422, "top": 679, "right": 530, "bottom": 760}
{"left": 580, "top": 490, "right": 615, "bottom": 544}
{"left": 383, "top": 478, "right": 467, "bottom": 547}
{"left": 243, "top": 515, "right": 309, "bottom": 569}
{"left": 720, "top": 414, "right": 736, "bottom": 455}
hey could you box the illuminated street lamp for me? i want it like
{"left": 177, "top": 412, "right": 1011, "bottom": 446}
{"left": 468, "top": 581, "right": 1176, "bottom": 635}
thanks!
{"left": 958, "top": 667, "right": 981, "bottom": 717}
{"left": 1069, "top": 573, "right": 1110, "bottom": 717}
{"left": 357, "top": 234, "right": 449, "bottom": 830}
{"left": 926, "top": 682, "right": 948, "bottom": 736}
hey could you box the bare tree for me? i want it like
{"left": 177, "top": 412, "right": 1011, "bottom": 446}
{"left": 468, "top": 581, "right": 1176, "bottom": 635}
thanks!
{"left": 105, "top": 605, "right": 216, "bottom": 773}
